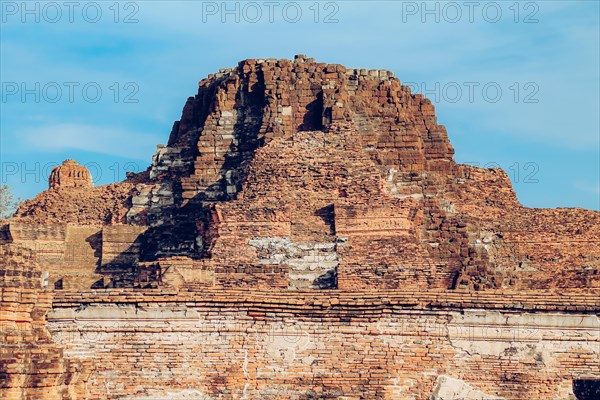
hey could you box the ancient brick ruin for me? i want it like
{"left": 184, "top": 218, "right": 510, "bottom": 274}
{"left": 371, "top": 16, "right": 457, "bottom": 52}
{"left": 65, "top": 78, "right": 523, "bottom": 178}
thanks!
{"left": 1, "top": 56, "right": 598, "bottom": 399}
{"left": 48, "top": 160, "right": 93, "bottom": 190}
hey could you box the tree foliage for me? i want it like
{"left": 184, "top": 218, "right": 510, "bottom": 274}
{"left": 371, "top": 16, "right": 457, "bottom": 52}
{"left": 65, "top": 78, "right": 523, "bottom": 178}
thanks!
{"left": 0, "top": 184, "right": 21, "bottom": 219}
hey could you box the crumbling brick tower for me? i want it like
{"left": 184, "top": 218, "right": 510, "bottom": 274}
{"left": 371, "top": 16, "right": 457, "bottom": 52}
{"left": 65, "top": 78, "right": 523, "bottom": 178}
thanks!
{"left": 48, "top": 160, "right": 93, "bottom": 189}
{"left": 1, "top": 56, "right": 598, "bottom": 399}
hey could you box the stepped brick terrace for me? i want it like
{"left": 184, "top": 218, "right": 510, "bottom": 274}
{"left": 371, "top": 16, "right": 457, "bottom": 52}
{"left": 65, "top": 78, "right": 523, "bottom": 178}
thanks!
{"left": 1, "top": 55, "right": 598, "bottom": 399}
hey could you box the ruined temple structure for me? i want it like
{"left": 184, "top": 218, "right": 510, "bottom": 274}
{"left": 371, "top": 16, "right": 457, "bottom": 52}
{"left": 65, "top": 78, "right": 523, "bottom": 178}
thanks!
{"left": 1, "top": 56, "right": 599, "bottom": 399}
{"left": 48, "top": 160, "right": 93, "bottom": 190}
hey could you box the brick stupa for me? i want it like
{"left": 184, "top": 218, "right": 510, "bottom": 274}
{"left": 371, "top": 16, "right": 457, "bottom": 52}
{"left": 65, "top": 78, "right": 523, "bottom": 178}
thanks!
{"left": 48, "top": 159, "right": 93, "bottom": 189}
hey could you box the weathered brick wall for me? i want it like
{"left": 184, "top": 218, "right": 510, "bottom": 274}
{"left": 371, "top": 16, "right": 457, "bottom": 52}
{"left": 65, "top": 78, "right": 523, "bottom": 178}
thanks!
{"left": 48, "top": 290, "right": 599, "bottom": 400}
{"left": 4, "top": 223, "right": 102, "bottom": 290}
{"left": 98, "top": 225, "right": 147, "bottom": 287}
{"left": 0, "top": 244, "right": 90, "bottom": 400}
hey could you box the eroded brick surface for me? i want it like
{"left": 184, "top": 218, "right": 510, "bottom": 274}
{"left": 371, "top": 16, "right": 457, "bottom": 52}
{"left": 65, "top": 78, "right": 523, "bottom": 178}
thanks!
{"left": 45, "top": 290, "right": 599, "bottom": 400}
{"left": 1, "top": 56, "right": 598, "bottom": 399}
{"left": 0, "top": 245, "right": 92, "bottom": 400}
{"left": 48, "top": 160, "right": 93, "bottom": 190}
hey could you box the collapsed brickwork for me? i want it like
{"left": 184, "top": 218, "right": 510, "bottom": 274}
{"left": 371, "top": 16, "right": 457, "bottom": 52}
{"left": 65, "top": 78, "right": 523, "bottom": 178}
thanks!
{"left": 9, "top": 56, "right": 599, "bottom": 292}
{"left": 1, "top": 56, "right": 599, "bottom": 399}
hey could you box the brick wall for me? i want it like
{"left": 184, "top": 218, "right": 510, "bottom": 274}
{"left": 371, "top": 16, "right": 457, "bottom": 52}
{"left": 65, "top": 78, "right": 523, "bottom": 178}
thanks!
{"left": 47, "top": 289, "right": 600, "bottom": 400}
{"left": 0, "top": 244, "right": 91, "bottom": 400}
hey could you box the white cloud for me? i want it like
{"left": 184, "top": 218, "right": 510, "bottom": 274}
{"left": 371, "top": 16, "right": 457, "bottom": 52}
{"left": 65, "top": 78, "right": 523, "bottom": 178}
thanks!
{"left": 574, "top": 181, "right": 600, "bottom": 197}
{"left": 20, "top": 123, "right": 161, "bottom": 160}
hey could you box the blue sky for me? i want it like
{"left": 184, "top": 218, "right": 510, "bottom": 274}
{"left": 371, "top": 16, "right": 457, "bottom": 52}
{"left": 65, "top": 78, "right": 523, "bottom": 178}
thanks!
{"left": 1, "top": 0, "right": 598, "bottom": 210}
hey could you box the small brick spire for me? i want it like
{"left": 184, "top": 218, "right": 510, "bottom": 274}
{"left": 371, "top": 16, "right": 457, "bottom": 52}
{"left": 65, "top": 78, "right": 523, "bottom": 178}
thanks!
{"left": 48, "top": 160, "right": 93, "bottom": 189}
